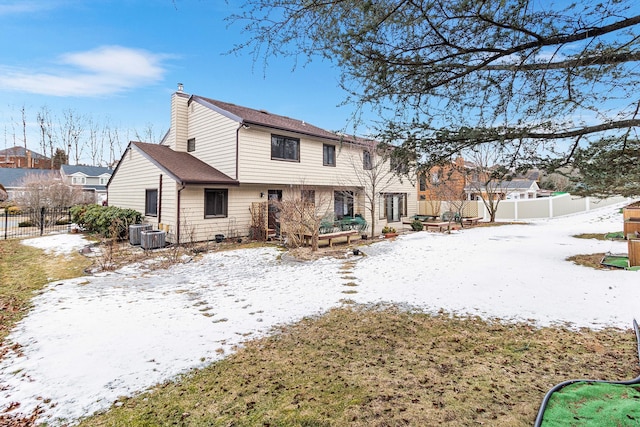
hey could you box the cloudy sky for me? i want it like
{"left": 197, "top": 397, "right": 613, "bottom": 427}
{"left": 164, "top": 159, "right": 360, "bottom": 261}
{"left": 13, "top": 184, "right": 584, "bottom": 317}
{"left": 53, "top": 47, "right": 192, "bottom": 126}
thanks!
{"left": 0, "top": 0, "right": 353, "bottom": 163}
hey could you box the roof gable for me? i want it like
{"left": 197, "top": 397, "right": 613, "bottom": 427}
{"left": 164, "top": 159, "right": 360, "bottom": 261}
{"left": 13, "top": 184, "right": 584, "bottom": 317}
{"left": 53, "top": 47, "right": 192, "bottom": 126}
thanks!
{"left": 130, "top": 142, "right": 238, "bottom": 186}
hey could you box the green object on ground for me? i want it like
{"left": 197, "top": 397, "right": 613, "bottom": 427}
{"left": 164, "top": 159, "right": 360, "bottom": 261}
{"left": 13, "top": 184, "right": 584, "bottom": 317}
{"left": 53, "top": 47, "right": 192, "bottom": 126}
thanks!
{"left": 604, "top": 231, "right": 625, "bottom": 240}
{"left": 541, "top": 382, "right": 640, "bottom": 426}
{"left": 601, "top": 255, "right": 630, "bottom": 269}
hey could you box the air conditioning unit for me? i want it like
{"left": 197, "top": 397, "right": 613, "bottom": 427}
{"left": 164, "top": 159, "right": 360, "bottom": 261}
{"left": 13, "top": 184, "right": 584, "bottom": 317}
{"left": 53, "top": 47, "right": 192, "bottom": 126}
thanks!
{"left": 129, "top": 223, "right": 152, "bottom": 245}
{"left": 140, "top": 230, "right": 166, "bottom": 249}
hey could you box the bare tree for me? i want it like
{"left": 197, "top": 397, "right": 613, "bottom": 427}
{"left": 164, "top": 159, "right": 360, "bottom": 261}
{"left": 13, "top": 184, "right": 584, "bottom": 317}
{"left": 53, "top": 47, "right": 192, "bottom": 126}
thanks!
{"left": 20, "top": 104, "right": 27, "bottom": 152}
{"left": 36, "top": 106, "right": 57, "bottom": 169}
{"left": 59, "top": 109, "right": 85, "bottom": 165}
{"left": 341, "top": 140, "right": 397, "bottom": 238}
{"left": 87, "top": 117, "right": 102, "bottom": 166}
{"left": 104, "top": 121, "right": 122, "bottom": 167}
{"left": 14, "top": 172, "right": 83, "bottom": 209}
{"left": 277, "top": 185, "right": 332, "bottom": 251}
{"left": 463, "top": 146, "right": 518, "bottom": 222}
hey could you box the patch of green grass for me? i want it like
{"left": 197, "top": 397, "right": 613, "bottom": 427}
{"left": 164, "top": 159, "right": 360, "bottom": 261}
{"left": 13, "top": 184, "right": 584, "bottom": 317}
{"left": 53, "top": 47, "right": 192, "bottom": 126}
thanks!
{"left": 78, "top": 307, "right": 639, "bottom": 427}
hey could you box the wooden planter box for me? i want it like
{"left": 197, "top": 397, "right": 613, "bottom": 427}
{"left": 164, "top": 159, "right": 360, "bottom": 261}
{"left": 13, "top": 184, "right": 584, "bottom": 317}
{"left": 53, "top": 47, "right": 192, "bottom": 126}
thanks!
{"left": 622, "top": 202, "right": 640, "bottom": 239}
{"left": 629, "top": 238, "right": 640, "bottom": 267}
{"left": 623, "top": 202, "right": 640, "bottom": 221}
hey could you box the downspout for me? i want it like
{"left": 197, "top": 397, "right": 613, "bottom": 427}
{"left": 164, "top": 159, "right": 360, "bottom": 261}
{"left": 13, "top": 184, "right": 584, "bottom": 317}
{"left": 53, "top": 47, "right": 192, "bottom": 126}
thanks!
{"left": 158, "top": 174, "right": 163, "bottom": 225}
{"left": 177, "top": 184, "right": 185, "bottom": 244}
{"left": 235, "top": 122, "right": 243, "bottom": 180}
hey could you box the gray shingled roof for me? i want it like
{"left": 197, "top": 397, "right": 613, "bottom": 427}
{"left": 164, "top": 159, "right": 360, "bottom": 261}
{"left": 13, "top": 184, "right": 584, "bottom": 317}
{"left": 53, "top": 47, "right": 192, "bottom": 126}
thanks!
{"left": 0, "top": 168, "right": 60, "bottom": 187}
{"left": 61, "top": 164, "right": 113, "bottom": 177}
{"left": 131, "top": 142, "right": 238, "bottom": 185}
{"left": 192, "top": 95, "right": 361, "bottom": 144}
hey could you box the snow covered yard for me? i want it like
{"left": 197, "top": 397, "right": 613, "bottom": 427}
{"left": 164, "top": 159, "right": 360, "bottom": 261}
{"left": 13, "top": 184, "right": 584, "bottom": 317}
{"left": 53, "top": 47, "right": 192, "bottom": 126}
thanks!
{"left": 1, "top": 204, "right": 638, "bottom": 425}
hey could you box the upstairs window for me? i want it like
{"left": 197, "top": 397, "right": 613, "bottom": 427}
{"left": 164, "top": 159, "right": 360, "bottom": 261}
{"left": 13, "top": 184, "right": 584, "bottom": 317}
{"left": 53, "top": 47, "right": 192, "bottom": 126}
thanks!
{"left": 145, "top": 189, "right": 158, "bottom": 216}
{"left": 323, "top": 144, "right": 336, "bottom": 166}
{"left": 363, "top": 150, "right": 372, "bottom": 170}
{"left": 271, "top": 134, "right": 300, "bottom": 161}
{"left": 205, "top": 189, "right": 228, "bottom": 218}
{"left": 72, "top": 176, "right": 86, "bottom": 185}
{"left": 187, "top": 138, "right": 196, "bottom": 152}
{"left": 419, "top": 175, "right": 427, "bottom": 191}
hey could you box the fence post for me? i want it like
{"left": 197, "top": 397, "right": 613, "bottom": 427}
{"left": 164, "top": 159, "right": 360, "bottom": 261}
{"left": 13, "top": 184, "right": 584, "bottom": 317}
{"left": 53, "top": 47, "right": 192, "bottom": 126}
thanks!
{"left": 40, "top": 206, "right": 45, "bottom": 236}
{"left": 3, "top": 209, "right": 7, "bottom": 240}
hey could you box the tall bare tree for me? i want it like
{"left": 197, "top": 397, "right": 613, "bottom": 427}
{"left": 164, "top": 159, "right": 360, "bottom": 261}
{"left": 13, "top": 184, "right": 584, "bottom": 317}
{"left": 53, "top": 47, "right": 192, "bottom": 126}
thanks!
{"left": 36, "top": 106, "right": 57, "bottom": 169}
{"left": 59, "top": 109, "right": 85, "bottom": 165}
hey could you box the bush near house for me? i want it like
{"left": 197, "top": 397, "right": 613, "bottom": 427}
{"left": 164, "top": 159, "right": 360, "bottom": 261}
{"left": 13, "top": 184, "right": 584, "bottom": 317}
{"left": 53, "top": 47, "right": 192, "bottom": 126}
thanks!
{"left": 71, "top": 205, "right": 142, "bottom": 238}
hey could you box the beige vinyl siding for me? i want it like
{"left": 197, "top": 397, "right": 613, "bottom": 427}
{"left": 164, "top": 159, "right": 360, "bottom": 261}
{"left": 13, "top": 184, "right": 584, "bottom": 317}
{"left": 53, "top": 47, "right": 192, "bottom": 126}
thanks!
{"left": 108, "top": 146, "right": 179, "bottom": 231}
{"left": 177, "top": 184, "right": 267, "bottom": 242}
{"left": 186, "top": 102, "right": 238, "bottom": 179}
{"left": 238, "top": 127, "right": 370, "bottom": 186}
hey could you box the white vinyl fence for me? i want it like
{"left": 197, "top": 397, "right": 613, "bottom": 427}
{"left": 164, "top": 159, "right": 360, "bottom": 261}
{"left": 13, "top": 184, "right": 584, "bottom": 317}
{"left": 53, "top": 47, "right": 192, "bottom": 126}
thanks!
{"left": 418, "top": 194, "right": 633, "bottom": 221}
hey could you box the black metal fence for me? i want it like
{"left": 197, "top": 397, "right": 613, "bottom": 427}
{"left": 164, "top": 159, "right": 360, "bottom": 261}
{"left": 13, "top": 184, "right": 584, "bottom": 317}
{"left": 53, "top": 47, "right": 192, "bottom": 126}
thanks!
{"left": 1, "top": 207, "right": 73, "bottom": 240}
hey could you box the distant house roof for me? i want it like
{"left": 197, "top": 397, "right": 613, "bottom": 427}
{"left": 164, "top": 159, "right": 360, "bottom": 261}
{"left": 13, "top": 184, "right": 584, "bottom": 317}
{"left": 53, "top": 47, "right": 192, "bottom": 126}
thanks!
{"left": 123, "top": 141, "right": 239, "bottom": 186}
{"left": 60, "top": 164, "right": 113, "bottom": 177}
{"left": 191, "top": 95, "right": 361, "bottom": 144}
{"left": 466, "top": 179, "right": 539, "bottom": 192}
{"left": 0, "top": 168, "right": 59, "bottom": 187}
{"left": 0, "top": 146, "right": 49, "bottom": 160}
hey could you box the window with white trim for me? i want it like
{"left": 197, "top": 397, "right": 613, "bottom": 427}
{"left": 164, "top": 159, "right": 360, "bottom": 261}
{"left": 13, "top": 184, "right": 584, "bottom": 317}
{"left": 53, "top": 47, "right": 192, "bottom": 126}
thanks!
{"left": 379, "top": 193, "right": 407, "bottom": 222}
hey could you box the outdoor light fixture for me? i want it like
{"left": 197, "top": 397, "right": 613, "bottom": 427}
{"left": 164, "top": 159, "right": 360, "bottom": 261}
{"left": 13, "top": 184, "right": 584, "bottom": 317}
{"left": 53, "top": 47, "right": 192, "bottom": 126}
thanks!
{"left": 260, "top": 192, "right": 264, "bottom": 198}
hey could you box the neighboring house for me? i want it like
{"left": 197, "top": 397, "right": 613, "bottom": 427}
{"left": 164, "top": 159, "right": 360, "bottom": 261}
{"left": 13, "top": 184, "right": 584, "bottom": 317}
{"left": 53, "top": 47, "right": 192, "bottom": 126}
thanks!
{"left": 417, "top": 157, "right": 467, "bottom": 201}
{"left": 0, "top": 168, "right": 60, "bottom": 201}
{"left": 60, "top": 164, "right": 113, "bottom": 204}
{"left": 0, "top": 146, "right": 51, "bottom": 169}
{"left": 465, "top": 179, "right": 540, "bottom": 200}
{"left": 108, "top": 87, "right": 417, "bottom": 243}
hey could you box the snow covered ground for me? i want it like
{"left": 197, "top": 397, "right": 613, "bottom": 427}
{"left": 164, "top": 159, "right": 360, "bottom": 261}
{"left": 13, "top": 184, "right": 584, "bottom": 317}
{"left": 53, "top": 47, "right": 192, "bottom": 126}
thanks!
{"left": 1, "top": 204, "right": 638, "bottom": 425}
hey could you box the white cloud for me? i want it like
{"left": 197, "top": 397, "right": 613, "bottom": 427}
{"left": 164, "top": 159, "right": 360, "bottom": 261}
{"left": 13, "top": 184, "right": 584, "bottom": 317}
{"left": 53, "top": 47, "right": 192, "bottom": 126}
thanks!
{"left": 0, "top": 45, "right": 170, "bottom": 97}
{"left": 0, "top": 0, "right": 64, "bottom": 16}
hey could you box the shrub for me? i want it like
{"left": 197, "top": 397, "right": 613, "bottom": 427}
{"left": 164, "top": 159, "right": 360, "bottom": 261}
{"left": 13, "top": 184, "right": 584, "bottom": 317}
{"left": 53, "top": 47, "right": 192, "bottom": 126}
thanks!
{"left": 411, "top": 219, "right": 424, "bottom": 231}
{"left": 71, "top": 205, "right": 142, "bottom": 238}
{"left": 7, "top": 206, "right": 21, "bottom": 215}
{"left": 18, "top": 221, "right": 34, "bottom": 227}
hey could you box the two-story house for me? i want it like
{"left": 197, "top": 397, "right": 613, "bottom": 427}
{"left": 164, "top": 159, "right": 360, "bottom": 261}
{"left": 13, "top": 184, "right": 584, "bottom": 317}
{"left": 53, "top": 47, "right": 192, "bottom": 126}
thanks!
{"left": 107, "top": 87, "right": 416, "bottom": 243}
{"left": 60, "top": 164, "right": 113, "bottom": 204}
